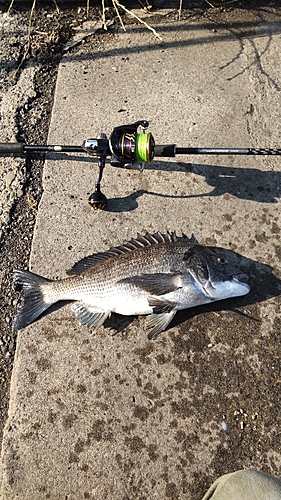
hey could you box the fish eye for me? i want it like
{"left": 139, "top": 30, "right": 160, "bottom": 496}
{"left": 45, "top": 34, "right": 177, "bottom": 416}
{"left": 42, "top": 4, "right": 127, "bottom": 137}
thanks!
{"left": 217, "top": 257, "right": 227, "bottom": 264}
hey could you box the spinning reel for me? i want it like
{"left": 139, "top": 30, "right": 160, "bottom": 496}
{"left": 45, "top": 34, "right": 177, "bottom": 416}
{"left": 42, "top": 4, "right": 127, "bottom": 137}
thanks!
{"left": 83, "top": 120, "right": 155, "bottom": 208}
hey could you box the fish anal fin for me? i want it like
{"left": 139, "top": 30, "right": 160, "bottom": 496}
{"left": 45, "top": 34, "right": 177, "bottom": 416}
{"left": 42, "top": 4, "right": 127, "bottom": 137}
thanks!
{"left": 146, "top": 310, "right": 176, "bottom": 340}
{"left": 120, "top": 273, "right": 182, "bottom": 296}
{"left": 72, "top": 303, "right": 110, "bottom": 330}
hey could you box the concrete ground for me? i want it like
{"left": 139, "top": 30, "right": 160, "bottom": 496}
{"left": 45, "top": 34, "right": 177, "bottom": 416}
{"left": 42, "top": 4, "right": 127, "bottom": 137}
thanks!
{"left": 1, "top": 6, "right": 281, "bottom": 499}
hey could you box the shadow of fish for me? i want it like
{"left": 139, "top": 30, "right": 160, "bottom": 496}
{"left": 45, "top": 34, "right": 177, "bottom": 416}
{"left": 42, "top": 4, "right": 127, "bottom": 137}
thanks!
{"left": 13, "top": 232, "right": 250, "bottom": 339}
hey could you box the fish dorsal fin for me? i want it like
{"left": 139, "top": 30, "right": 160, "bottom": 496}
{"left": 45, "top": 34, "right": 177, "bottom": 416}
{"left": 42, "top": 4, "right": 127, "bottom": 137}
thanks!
{"left": 67, "top": 232, "right": 178, "bottom": 276}
{"left": 181, "top": 232, "right": 198, "bottom": 244}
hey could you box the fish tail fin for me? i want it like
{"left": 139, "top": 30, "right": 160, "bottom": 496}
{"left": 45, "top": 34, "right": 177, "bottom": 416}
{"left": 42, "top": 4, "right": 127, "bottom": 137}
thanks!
{"left": 13, "top": 269, "right": 55, "bottom": 330}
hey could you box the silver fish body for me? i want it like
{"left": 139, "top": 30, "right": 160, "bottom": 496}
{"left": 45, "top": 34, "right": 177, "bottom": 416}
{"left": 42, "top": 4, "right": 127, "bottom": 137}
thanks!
{"left": 13, "top": 232, "right": 250, "bottom": 339}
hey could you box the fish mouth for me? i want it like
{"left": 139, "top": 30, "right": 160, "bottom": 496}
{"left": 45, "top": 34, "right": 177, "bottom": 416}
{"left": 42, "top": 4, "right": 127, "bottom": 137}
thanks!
{"left": 233, "top": 273, "right": 249, "bottom": 284}
{"left": 201, "top": 272, "right": 250, "bottom": 300}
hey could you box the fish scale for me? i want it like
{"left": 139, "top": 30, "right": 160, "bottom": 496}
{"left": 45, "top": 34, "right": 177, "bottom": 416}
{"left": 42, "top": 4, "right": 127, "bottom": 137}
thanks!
{"left": 13, "top": 232, "right": 250, "bottom": 339}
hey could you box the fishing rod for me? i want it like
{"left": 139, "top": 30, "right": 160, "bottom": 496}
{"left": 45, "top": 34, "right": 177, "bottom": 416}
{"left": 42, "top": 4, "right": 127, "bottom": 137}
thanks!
{"left": 1, "top": 119, "right": 281, "bottom": 209}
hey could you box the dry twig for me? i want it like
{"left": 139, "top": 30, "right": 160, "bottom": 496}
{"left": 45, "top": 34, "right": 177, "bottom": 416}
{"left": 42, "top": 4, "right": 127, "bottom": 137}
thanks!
{"left": 113, "top": 0, "right": 162, "bottom": 40}
{"left": 112, "top": 0, "right": 126, "bottom": 31}
{"left": 178, "top": 0, "right": 182, "bottom": 20}
{"left": 0, "top": 0, "right": 15, "bottom": 35}
{"left": 12, "top": 0, "right": 37, "bottom": 78}
{"left": 52, "top": 0, "right": 60, "bottom": 15}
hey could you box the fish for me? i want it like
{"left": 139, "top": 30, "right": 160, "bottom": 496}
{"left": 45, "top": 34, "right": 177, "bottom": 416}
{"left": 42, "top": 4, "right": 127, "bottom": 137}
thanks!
{"left": 13, "top": 232, "right": 250, "bottom": 340}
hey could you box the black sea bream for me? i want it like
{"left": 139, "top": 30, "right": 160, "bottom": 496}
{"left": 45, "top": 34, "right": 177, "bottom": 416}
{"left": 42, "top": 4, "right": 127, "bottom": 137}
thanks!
{"left": 13, "top": 232, "right": 250, "bottom": 339}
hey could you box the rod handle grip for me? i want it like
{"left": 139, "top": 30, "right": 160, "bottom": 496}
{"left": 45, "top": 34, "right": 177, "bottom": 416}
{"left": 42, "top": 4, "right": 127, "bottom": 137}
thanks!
{"left": 0, "top": 143, "right": 24, "bottom": 154}
{"left": 154, "top": 144, "right": 176, "bottom": 157}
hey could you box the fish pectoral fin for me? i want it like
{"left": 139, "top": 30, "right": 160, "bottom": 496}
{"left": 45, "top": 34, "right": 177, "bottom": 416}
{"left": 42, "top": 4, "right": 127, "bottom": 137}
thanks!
{"left": 148, "top": 296, "right": 176, "bottom": 314}
{"left": 146, "top": 310, "right": 176, "bottom": 340}
{"left": 119, "top": 273, "right": 182, "bottom": 295}
{"left": 72, "top": 303, "right": 110, "bottom": 330}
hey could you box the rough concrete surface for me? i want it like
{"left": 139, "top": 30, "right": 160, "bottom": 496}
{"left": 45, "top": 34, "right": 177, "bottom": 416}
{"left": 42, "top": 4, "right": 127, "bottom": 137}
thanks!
{"left": 0, "top": 63, "right": 35, "bottom": 240}
{"left": 1, "top": 8, "right": 281, "bottom": 499}
{"left": 0, "top": 5, "right": 74, "bottom": 437}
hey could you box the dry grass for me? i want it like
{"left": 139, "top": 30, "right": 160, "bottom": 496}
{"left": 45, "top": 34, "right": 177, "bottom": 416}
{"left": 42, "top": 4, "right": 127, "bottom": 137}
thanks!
{"left": 1, "top": 0, "right": 166, "bottom": 76}
{"left": 1, "top": 0, "right": 241, "bottom": 77}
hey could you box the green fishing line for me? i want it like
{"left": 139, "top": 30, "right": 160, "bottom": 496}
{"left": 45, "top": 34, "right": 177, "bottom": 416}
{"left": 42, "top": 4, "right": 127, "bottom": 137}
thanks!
{"left": 135, "top": 133, "right": 151, "bottom": 162}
